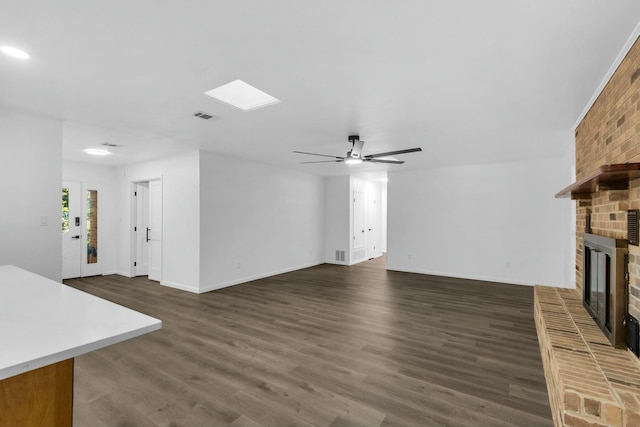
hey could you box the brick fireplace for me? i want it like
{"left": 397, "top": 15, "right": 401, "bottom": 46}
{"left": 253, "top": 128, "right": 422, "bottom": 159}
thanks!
{"left": 574, "top": 37, "right": 640, "bottom": 322}
{"left": 535, "top": 35, "right": 640, "bottom": 427}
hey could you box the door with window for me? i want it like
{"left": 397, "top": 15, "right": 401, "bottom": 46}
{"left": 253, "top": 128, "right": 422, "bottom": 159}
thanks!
{"left": 62, "top": 181, "right": 101, "bottom": 279}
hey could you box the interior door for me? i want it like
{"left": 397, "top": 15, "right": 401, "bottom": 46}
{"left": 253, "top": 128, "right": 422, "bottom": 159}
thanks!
{"left": 62, "top": 182, "right": 81, "bottom": 279}
{"left": 135, "top": 183, "right": 150, "bottom": 276}
{"left": 366, "top": 192, "right": 378, "bottom": 259}
{"left": 148, "top": 180, "right": 162, "bottom": 282}
{"left": 353, "top": 190, "right": 365, "bottom": 251}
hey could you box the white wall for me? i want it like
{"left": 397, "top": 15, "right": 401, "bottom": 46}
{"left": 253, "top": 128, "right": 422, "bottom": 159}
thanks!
{"left": 560, "top": 138, "right": 577, "bottom": 288}
{"left": 0, "top": 110, "right": 62, "bottom": 281}
{"left": 199, "top": 151, "right": 325, "bottom": 292}
{"left": 387, "top": 156, "right": 571, "bottom": 287}
{"left": 324, "top": 176, "right": 350, "bottom": 264}
{"left": 63, "top": 160, "right": 120, "bottom": 275}
{"left": 116, "top": 150, "right": 200, "bottom": 292}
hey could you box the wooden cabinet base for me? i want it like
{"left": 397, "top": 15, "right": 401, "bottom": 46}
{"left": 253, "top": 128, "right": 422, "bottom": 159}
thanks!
{"left": 0, "top": 359, "right": 74, "bottom": 427}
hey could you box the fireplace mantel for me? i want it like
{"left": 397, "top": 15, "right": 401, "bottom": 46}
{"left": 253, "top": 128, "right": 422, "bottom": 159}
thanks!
{"left": 555, "top": 163, "right": 640, "bottom": 199}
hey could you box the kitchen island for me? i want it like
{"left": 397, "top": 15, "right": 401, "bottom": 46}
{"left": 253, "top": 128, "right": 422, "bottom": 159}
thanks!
{"left": 0, "top": 265, "right": 162, "bottom": 427}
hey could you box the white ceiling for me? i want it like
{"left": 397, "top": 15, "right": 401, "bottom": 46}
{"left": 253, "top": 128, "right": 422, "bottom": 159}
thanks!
{"left": 1, "top": 1, "right": 640, "bottom": 175}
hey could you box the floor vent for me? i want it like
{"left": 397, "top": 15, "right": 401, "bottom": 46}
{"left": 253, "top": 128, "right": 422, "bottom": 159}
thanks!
{"left": 335, "top": 250, "right": 345, "bottom": 262}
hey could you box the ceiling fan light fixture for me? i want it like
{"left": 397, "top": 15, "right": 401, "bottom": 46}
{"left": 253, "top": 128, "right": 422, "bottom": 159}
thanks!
{"left": 345, "top": 158, "right": 363, "bottom": 165}
{"left": 0, "top": 45, "right": 29, "bottom": 59}
{"left": 83, "top": 148, "right": 111, "bottom": 156}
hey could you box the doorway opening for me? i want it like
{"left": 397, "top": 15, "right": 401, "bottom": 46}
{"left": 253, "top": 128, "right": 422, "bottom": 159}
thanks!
{"left": 349, "top": 173, "right": 388, "bottom": 266}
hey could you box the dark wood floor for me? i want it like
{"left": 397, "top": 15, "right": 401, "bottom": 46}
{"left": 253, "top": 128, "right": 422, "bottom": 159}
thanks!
{"left": 64, "top": 257, "right": 553, "bottom": 427}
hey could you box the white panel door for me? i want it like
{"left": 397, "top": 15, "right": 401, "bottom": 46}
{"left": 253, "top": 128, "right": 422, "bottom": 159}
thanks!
{"left": 148, "top": 180, "right": 162, "bottom": 282}
{"left": 135, "top": 183, "right": 150, "bottom": 276}
{"left": 62, "top": 182, "right": 81, "bottom": 279}
{"left": 366, "top": 192, "right": 379, "bottom": 259}
{"left": 353, "top": 190, "right": 365, "bottom": 250}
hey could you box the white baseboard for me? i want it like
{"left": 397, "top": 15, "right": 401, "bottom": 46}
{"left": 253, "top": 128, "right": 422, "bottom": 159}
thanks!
{"left": 102, "top": 269, "right": 123, "bottom": 276}
{"left": 199, "top": 261, "right": 323, "bottom": 294}
{"left": 385, "top": 265, "right": 574, "bottom": 289}
{"left": 160, "top": 280, "right": 200, "bottom": 294}
{"left": 112, "top": 270, "right": 134, "bottom": 278}
{"left": 384, "top": 265, "right": 535, "bottom": 287}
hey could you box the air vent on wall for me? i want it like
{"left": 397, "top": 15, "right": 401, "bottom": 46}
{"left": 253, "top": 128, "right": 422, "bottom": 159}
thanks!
{"left": 194, "top": 112, "right": 220, "bottom": 121}
{"left": 628, "top": 209, "right": 639, "bottom": 246}
{"left": 335, "top": 250, "right": 345, "bottom": 262}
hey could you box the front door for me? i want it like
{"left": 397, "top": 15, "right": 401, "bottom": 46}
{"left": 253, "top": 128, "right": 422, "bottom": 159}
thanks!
{"left": 62, "top": 181, "right": 101, "bottom": 279}
{"left": 62, "top": 182, "right": 81, "bottom": 279}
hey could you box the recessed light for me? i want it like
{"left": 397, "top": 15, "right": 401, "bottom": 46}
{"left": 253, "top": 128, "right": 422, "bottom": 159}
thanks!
{"left": 204, "top": 80, "right": 280, "bottom": 112}
{"left": 83, "top": 148, "right": 111, "bottom": 156}
{"left": 345, "top": 158, "right": 363, "bottom": 165}
{"left": 0, "top": 46, "right": 29, "bottom": 59}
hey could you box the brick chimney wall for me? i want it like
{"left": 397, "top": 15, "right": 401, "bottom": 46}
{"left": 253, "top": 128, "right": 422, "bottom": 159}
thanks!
{"left": 575, "top": 35, "right": 640, "bottom": 324}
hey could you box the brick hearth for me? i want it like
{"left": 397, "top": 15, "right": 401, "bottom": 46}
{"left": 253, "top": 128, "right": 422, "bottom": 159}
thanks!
{"left": 535, "top": 286, "right": 640, "bottom": 427}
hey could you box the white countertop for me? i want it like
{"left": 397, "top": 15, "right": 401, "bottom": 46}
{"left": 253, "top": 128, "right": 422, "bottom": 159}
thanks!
{"left": 0, "top": 265, "right": 162, "bottom": 380}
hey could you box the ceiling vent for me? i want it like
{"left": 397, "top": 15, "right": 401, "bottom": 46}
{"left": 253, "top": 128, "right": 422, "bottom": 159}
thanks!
{"left": 194, "top": 112, "right": 220, "bottom": 121}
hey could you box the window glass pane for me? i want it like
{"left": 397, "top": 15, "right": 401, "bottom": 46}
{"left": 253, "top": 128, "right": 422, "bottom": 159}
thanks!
{"left": 62, "top": 188, "right": 69, "bottom": 233}
{"left": 87, "top": 190, "right": 98, "bottom": 264}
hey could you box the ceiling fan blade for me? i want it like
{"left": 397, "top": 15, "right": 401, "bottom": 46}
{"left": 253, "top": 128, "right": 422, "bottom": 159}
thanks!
{"left": 366, "top": 159, "right": 405, "bottom": 164}
{"left": 293, "top": 150, "right": 343, "bottom": 159}
{"left": 364, "top": 147, "right": 422, "bottom": 159}
{"left": 300, "top": 159, "right": 345, "bottom": 164}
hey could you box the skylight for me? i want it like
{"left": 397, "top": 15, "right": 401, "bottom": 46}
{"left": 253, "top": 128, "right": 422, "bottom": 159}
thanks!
{"left": 204, "top": 80, "right": 280, "bottom": 112}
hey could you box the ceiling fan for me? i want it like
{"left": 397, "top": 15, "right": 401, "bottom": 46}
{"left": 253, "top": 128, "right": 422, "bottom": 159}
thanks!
{"left": 294, "top": 135, "right": 422, "bottom": 165}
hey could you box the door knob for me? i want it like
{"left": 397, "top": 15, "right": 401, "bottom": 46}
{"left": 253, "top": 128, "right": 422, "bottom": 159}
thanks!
{"left": 71, "top": 235, "right": 80, "bottom": 240}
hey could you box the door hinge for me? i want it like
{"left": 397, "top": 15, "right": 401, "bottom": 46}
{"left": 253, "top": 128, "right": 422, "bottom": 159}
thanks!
{"left": 134, "top": 191, "right": 137, "bottom": 196}
{"left": 134, "top": 262, "right": 137, "bottom": 267}
{"left": 134, "top": 226, "right": 137, "bottom": 231}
